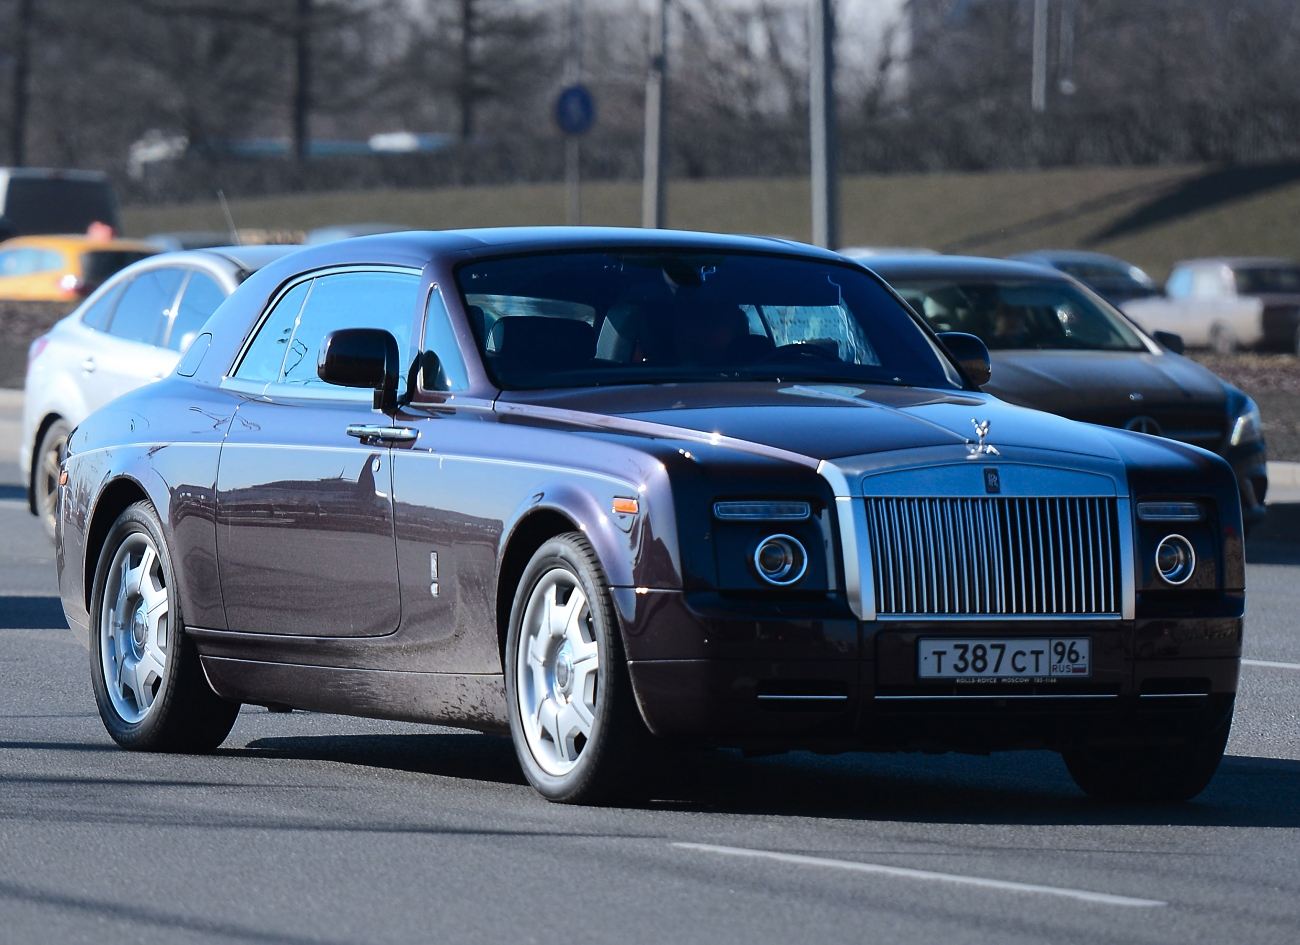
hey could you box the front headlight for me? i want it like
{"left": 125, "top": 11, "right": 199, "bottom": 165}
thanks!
{"left": 1230, "top": 398, "right": 1262, "bottom": 446}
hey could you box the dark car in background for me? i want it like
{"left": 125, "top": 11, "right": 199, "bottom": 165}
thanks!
{"left": 870, "top": 255, "right": 1268, "bottom": 531}
{"left": 57, "top": 228, "right": 1242, "bottom": 806}
{"left": 1009, "top": 250, "right": 1159, "bottom": 306}
{"left": 0, "top": 168, "right": 120, "bottom": 240}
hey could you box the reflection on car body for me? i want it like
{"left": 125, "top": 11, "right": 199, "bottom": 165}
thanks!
{"left": 56, "top": 228, "right": 1244, "bottom": 805}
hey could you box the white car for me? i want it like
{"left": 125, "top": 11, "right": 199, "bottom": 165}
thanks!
{"left": 1121, "top": 257, "right": 1300, "bottom": 354}
{"left": 22, "top": 245, "right": 298, "bottom": 536}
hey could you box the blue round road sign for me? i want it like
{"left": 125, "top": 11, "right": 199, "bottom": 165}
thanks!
{"left": 556, "top": 85, "right": 595, "bottom": 136}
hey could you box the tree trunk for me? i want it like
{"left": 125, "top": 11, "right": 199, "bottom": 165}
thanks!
{"left": 10, "top": 0, "right": 35, "bottom": 167}
{"left": 293, "top": 0, "right": 312, "bottom": 162}
{"left": 459, "top": 0, "right": 475, "bottom": 140}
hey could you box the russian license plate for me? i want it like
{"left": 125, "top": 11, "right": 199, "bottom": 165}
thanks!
{"left": 918, "top": 638, "right": 1091, "bottom": 680}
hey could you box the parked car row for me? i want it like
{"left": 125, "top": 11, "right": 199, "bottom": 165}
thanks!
{"left": 1007, "top": 248, "right": 1300, "bottom": 355}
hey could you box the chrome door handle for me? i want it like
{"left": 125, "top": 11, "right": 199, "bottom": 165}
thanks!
{"left": 346, "top": 424, "right": 418, "bottom": 442}
{"left": 81, "top": 358, "right": 96, "bottom": 372}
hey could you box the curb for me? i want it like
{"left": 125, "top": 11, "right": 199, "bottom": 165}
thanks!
{"left": 1267, "top": 461, "right": 1300, "bottom": 490}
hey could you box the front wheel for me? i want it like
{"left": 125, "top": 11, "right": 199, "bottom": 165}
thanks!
{"left": 505, "top": 533, "right": 647, "bottom": 804}
{"left": 1062, "top": 710, "right": 1232, "bottom": 803}
{"left": 89, "top": 501, "right": 240, "bottom": 751}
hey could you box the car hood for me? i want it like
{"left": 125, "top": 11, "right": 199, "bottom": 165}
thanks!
{"left": 982, "top": 350, "right": 1227, "bottom": 416}
{"left": 496, "top": 381, "right": 1125, "bottom": 463}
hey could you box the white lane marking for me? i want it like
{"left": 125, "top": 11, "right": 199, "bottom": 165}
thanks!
{"left": 673, "top": 842, "right": 1166, "bottom": 908}
{"left": 1242, "top": 658, "right": 1300, "bottom": 671}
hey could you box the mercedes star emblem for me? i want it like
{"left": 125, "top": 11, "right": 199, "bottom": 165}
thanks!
{"left": 1125, "top": 415, "right": 1164, "bottom": 436}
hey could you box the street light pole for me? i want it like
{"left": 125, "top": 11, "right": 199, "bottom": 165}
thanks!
{"left": 1031, "top": 0, "right": 1049, "bottom": 113}
{"left": 809, "top": 0, "right": 838, "bottom": 250}
{"left": 642, "top": 0, "right": 668, "bottom": 229}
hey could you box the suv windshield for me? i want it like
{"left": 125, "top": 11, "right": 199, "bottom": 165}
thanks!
{"left": 889, "top": 278, "right": 1147, "bottom": 352}
{"left": 455, "top": 251, "right": 960, "bottom": 390}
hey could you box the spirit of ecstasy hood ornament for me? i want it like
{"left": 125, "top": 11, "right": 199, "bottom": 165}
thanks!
{"left": 968, "top": 418, "right": 1000, "bottom": 456}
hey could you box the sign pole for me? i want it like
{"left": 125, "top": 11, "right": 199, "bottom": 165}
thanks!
{"left": 566, "top": 137, "right": 581, "bottom": 226}
{"left": 809, "top": 0, "right": 838, "bottom": 250}
{"left": 642, "top": 0, "right": 669, "bottom": 229}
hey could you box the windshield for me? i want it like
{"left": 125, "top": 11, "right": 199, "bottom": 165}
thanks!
{"left": 455, "top": 251, "right": 961, "bottom": 390}
{"left": 889, "top": 278, "right": 1147, "bottom": 352}
{"left": 1235, "top": 267, "right": 1300, "bottom": 294}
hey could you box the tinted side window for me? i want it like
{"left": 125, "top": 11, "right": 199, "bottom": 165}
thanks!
{"left": 234, "top": 280, "right": 312, "bottom": 382}
{"left": 81, "top": 250, "right": 156, "bottom": 288}
{"left": 108, "top": 268, "right": 186, "bottom": 345}
{"left": 0, "top": 248, "right": 64, "bottom": 275}
{"left": 420, "top": 286, "right": 469, "bottom": 391}
{"left": 169, "top": 271, "right": 227, "bottom": 351}
{"left": 279, "top": 271, "right": 419, "bottom": 391}
{"left": 81, "top": 279, "right": 128, "bottom": 331}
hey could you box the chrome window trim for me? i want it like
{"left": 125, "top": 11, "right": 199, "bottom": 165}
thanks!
{"left": 227, "top": 264, "right": 423, "bottom": 381}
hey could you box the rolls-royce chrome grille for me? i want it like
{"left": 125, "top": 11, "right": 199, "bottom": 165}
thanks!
{"left": 864, "top": 496, "right": 1122, "bottom": 617}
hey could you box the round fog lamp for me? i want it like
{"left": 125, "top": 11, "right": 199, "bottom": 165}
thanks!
{"left": 753, "top": 534, "right": 808, "bottom": 586}
{"left": 1155, "top": 534, "right": 1196, "bottom": 585}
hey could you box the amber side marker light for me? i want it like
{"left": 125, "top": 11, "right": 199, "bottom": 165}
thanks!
{"left": 612, "top": 497, "right": 640, "bottom": 515}
{"left": 59, "top": 470, "right": 69, "bottom": 486}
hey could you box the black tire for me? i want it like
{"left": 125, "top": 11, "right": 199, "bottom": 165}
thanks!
{"left": 89, "top": 501, "right": 240, "bottom": 752}
{"left": 504, "top": 532, "right": 649, "bottom": 804}
{"left": 1062, "top": 707, "right": 1232, "bottom": 803}
{"left": 33, "top": 419, "right": 70, "bottom": 541}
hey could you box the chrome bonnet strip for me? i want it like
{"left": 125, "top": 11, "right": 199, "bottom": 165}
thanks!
{"left": 818, "top": 461, "right": 874, "bottom": 621}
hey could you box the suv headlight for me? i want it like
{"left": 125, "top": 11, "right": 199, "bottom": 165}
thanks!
{"left": 1230, "top": 398, "right": 1262, "bottom": 446}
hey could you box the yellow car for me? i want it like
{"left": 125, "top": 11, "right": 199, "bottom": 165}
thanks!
{"left": 0, "top": 235, "right": 157, "bottom": 302}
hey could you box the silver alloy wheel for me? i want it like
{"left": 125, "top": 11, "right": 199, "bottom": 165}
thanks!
{"left": 99, "top": 532, "right": 170, "bottom": 724}
{"left": 516, "top": 568, "right": 600, "bottom": 777}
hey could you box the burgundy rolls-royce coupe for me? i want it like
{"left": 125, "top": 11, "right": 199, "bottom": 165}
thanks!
{"left": 56, "top": 228, "right": 1243, "bottom": 804}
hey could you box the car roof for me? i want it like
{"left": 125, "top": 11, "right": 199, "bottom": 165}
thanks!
{"left": 1172, "top": 256, "right": 1299, "bottom": 269}
{"left": 0, "top": 234, "right": 156, "bottom": 253}
{"left": 1008, "top": 250, "right": 1134, "bottom": 267}
{"left": 244, "top": 227, "right": 846, "bottom": 285}
{"left": 861, "top": 254, "right": 1070, "bottom": 282}
{"left": 189, "top": 244, "right": 303, "bottom": 271}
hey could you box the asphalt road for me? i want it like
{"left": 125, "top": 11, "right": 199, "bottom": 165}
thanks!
{"left": 2, "top": 411, "right": 1298, "bottom": 943}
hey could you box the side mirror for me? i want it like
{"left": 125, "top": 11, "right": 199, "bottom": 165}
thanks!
{"left": 1152, "top": 330, "right": 1185, "bottom": 355}
{"left": 318, "top": 328, "right": 399, "bottom": 411}
{"left": 936, "top": 331, "right": 992, "bottom": 387}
